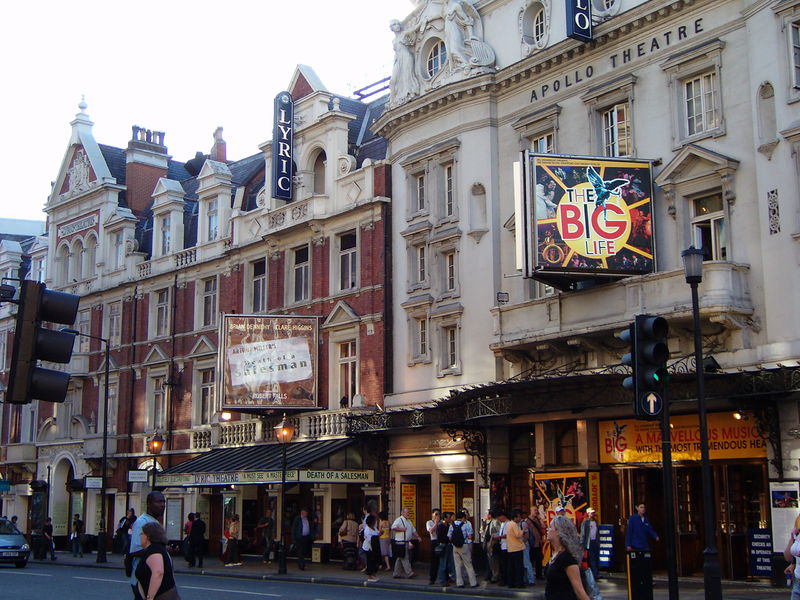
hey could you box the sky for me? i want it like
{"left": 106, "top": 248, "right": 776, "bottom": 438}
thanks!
{"left": 1, "top": 0, "right": 414, "bottom": 222}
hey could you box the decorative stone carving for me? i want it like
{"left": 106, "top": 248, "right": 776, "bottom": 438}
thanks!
{"left": 66, "top": 148, "right": 91, "bottom": 194}
{"left": 338, "top": 155, "right": 357, "bottom": 175}
{"left": 390, "top": 19, "right": 421, "bottom": 106}
{"left": 125, "top": 237, "right": 139, "bottom": 255}
{"left": 256, "top": 187, "right": 267, "bottom": 208}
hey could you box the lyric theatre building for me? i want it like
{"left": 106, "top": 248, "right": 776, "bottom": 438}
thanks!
{"left": 362, "top": 0, "right": 800, "bottom": 577}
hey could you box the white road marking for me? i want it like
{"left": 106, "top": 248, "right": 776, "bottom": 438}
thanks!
{"left": 181, "top": 585, "right": 281, "bottom": 597}
{"left": 0, "top": 571, "right": 52, "bottom": 577}
{"left": 74, "top": 576, "right": 128, "bottom": 583}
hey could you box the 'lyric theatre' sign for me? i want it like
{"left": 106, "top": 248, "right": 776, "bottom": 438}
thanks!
{"left": 271, "top": 91, "right": 294, "bottom": 201}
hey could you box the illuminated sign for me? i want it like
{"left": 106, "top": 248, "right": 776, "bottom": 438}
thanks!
{"left": 271, "top": 91, "right": 294, "bottom": 201}
{"left": 220, "top": 314, "right": 319, "bottom": 410}
{"left": 155, "top": 470, "right": 375, "bottom": 487}
{"left": 566, "top": 0, "right": 592, "bottom": 43}
{"left": 519, "top": 153, "right": 655, "bottom": 287}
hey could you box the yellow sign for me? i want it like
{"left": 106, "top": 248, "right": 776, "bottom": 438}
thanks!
{"left": 440, "top": 483, "right": 457, "bottom": 514}
{"left": 599, "top": 412, "right": 768, "bottom": 464}
{"left": 401, "top": 483, "right": 417, "bottom": 524}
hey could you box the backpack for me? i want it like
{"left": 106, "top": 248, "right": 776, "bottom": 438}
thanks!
{"left": 451, "top": 521, "right": 465, "bottom": 548}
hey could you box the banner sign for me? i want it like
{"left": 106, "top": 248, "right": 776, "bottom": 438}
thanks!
{"left": 128, "top": 470, "right": 149, "bottom": 483}
{"left": 220, "top": 314, "right": 319, "bottom": 410}
{"left": 533, "top": 471, "right": 590, "bottom": 563}
{"left": 769, "top": 481, "right": 800, "bottom": 552}
{"left": 156, "top": 469, "right": 374, "bottom": 488}
{"left": 521, "top": 153, "right": 655, "bottom": 283}
{"left": 566, "top": 0, "right": 592, "bottom": 43}
{"left": 441, "top": 483, "right": 457, "bottom": 514}
{"left": 401, "top": 483, "right": 417, "bottom": 524}
{"left": 84, "top": 477, "right": 103, "bottom": 489}
{"left": 598, "top": 524, "right": 615, "bottom": 568}
{"left": 271, "top": 91, "right": 294, "bottom": 201}
{"left": 599, "top": 412, "right": 768, "bottom": 464}
{"left": 748, "top": 528, "right": 773, "bottom": 576}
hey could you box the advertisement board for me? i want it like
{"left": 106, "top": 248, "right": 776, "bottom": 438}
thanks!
{"left": 520, "top": 153, "right": 655, "bottom": 286}
{"left": 220, "top": 314, "right": 319, "bottom": 410}
{"left": 599, "top": 412, "right": 768, "bottom": 464}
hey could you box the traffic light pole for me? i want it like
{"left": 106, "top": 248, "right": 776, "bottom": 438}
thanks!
{"left": 660, "top": 385, "right": 679, "bottom": 600}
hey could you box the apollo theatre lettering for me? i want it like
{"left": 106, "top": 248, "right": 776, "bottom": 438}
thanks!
{"left": 271, "top": 91, "right": 294, "bottom": 201}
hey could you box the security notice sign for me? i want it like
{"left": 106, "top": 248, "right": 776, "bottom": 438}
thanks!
{"left": 518, "top": 153, "right": 655, "bottom": 288}
{"left": 220, "top": 314, "right": 319, "bottom": 410}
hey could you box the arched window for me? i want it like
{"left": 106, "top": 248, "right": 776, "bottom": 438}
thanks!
{"left": 522, "top": 2, "right": 548, "bottom": 50}
{"left": 83, "top": 234, "right": 97, "bottom": 278}
{"left": 70, "top": 239, "right": 84, "bottom": 282}
{"left": 758, "top": 82, "right": 777, "bottom": 148}
{"left": 426, "top": 40, "right": 447, "bottom": 78}
{"left": 57, "top": 244, "right": 70, "bottom": 285}
{"left": 313, "top": 150, "right": 327, "bottom": 194}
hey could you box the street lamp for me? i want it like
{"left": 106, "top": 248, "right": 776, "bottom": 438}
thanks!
{"left": 147, "top": 432, "right": 164, "bottom": 489}
{"left": 63, "top": 328, "right": 110, "bottom": 564}
{"left": 274, "top": 414, "right": 295, "bottom": 575}
{"left": 681, "top": 246, "right": 722, "bottom": 600}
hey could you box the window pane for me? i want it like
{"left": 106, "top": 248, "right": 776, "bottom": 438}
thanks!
{"left": 252, "top": 259, "right": 267, "bottom": 313}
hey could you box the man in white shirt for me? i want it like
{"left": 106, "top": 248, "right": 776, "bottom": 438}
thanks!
{"left": 448, "top": 510, "right": 478, "bottom": 588}
{"left": 493, "top": 511, "right": 509, "bottom": 586}
{"left": 391, "top": 508, "right": 419, "bottom": 578}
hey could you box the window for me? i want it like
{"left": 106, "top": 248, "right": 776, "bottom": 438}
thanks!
{"left": 338, "top": 232, "right": 357, "bottom": 291}
{"left": 602, "top": 102, "right": 631, "bottom": 157}
{"left": 155, "top": 289, "right": 170, "bottom": 337}
{"left": 252, "top": 259, "right": 267, "bottom": 313}
{"left": 313, "top": 151, "right": 327, "bottom": 195}
{"left": 207, "top": 199, "right": 218, "bottom": 241}
{"left": 153, "top": 376, "right": 166, "bottom": 430}
{"left": 84, "top": 235, "right": 97, "bottom": 277}
{"left": 531, "top": 132, "right": 554, "bottom": 154}
{"left": 199, "top": 368, "right": 215, "bottom": 425}
{"left": 57, "top": 245, "right": 69, "bottom": 285}
{"left": 444, "top": 164, "right": 455, "bottom": 217}
{"left": 201, "top": 277, "right": 218, "bottom": 327}
{"left": 414, "top": 173, "right": 426, "bottom": 212}
{"left": 692, "top": 193, "right": 726, "bottom": 261}
{"left": 21, "top": 403, "right": 37, "bottom": 443}
{"left": 793, "top": 21, "right": 800, "bottom": 88}
{"left": 444, "top": 251, "right": 456, "bottom": 292}
{"left": 416, "top": 245, "right": 427, "bottom": 283}
{"left": 443, "top": 325, "right": 458, "bottom": 370}
{"left": 160, "top": 215, "right": 171, "bottom": 255}
{"left": 555, "top": 422, "right": 578, "bottom": 465}
{"left": 337, "top": 341, "right": 357, "bottom": 406}
{"left": 71, "top": 240, "right": 84, "bottom": 281}
{"left": 113, "top": 232, "right": 125, "bottom": 270}
{"left": 30, "top": 256, "right": 46, "bottom": 282}
{"left": 0, "top": 335, "right": 5, "bottom": 372}
{"left": 292, "top": 246, "right": 310, "bottom": 302}
{"left": 521, "top": 3, "right": 548, "bottom": 51}
{"left": 108, "top": 302, "right": 121, "bottom": 347}
{"left": 417, "top": 318, "right": 428, "bottom": 357}
{"left": 426, "top": 40, "right": 447, "bottom": 78}
{"left": 684, "top": 72, "right": 719, "bottom": 137}
{"left": 77, "top": 310, "right": 91, "bottom": 353}
{"left": 98, "top": 382, "right": 118, "bottom": 435}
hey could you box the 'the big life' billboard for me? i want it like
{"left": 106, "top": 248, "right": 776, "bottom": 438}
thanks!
{"left": 519, "top": 153, "right": 655, "bottom": 284}
{"left": 220, "top": 314, "right": 319, "bottom": 411}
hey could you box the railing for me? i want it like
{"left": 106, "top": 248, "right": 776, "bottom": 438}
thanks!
{"left": 192, "top": 429, "right": 211, "bottom": 449}
{"left": 219, "top": 420, "right": 257, "bottom": 446}
{"left": 175, "top": 248, "right": 196, "bottom": 267}
{"left": 137, "top": 262, "right": 151, "bottom": 278}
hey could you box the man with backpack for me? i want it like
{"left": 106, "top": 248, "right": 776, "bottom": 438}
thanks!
{"left": 448, "top": 510, "right": 478, "bottom": 588}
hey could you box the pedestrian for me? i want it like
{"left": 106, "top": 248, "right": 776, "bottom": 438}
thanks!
{"left": 135, "top": 521, "right": 181, "bottom": 600}
{"left": 42, "top": 517, "right": 56, "bottom": 560}
{"left": 182, "top": 513, "right": 194, "bottom": 567}
{"left": 256, "top": 508, "right": 275, "bottom": 564}
{"left": 391, "top": 507, "right": 420, "bottom": 579}
{"left": 505, "top": 509, "right": 526, "bottom": 588}
{"left": 520, "top": 509, "right": 536, "bottom": 585}
{"left": 363, "top": 513, "right": 381, "bottom": 583}
{"left": 580, "top": 507, "right": 600, "bottom": 580}
{"left": 224, "top": 514, "right": 241, "bottom": 566}
{"left": 128, "top": 491, "right": 166, "bottom": 600}
{"left": 10, "top": 515, "right": 17, "bottom": 526}
{"left": 625, "top": 501, "right": 659, "bottom": 600}
{"left": 483, "top": 509, "right": 501, "bottom": 583}
{"left": 783, "top": 522, "right": 800, "bottom": 599}
{"left": 292, "top": 507, "right": 315, "bottom": 571}
{"left": 118, "top": 508, "right": 136, "bottom": 555}
{"left": 338, "top": 512, "right": 359, "bottom": 570}
{"left": 493, "top": 511, "right": 509, "bottom": 586}
{"left": 449, "top": 510, "right": 478, "bottom": 588}
{"left": 71, "top": 513, "right": 84, "bottom": 557}
{"left": 545, "top": 515, "right": 590, "bottom": 600}
{"left": 378, "top": 510, "right": 392, "bottom": 571}
{"left": 435, "top": 512, "right": 455, "bottom": 585}
{"left": 188, "top": 512, "right": 205, "bottom": 568}
{"left": 528, "top": 509, "right": 545, "bottom": 581}
{"left": 426, "top": 508, "right": 441, "bottom": 584}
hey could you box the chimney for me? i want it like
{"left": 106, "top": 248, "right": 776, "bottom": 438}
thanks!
{"left": 126, "top": 126, "right": 169, "bottom": 216}
{"left": 211, "top": 127, "right": 227, "bottom": 163}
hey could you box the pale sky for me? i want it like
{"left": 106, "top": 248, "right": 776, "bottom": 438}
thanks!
{"left": 1, "top": 0, "right": 414, "bottom": 222}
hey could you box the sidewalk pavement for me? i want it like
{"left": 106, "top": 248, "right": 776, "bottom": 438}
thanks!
{"left": 32, "top": 551, "right": 792, "bottom": 599}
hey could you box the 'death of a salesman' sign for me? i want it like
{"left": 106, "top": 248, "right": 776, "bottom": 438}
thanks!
{"left": 220, "top": 314, "right": 319, "bottom": 410}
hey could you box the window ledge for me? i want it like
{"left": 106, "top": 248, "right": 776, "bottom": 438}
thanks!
{"left": 674, "top": 124, "right": 726, "bottom": 149}
{"left": 437, "top": 367, "right": 462, "bottom": 378}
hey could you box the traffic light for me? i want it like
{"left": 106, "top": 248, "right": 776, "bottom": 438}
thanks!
{"left": 6, "top": 280, "right": 80, "bottom": 404}
{"left": 621, "top": 314, "right": 669, "bottom": 419}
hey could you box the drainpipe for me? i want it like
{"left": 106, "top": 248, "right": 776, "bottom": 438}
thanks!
{"left": 167, "top": 273, "right": 178, "bottom": 470}
{"left": 125, "top": 285, "right": 138, "bottom": 510}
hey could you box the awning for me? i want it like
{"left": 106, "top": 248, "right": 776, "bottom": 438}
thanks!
{"left": 158, "top": 438, "right": 374, "bottom": 487}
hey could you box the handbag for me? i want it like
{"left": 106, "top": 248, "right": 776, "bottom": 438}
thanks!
{"left": 393, "top": 540, "right": 406, "bottom": 558}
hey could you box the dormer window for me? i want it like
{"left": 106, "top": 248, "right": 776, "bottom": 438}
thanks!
{"left": 207, "top": 199, "right": 218, "bottom": 241}
{"left": 113, "top": 232, "right": 125, "bottom": 270}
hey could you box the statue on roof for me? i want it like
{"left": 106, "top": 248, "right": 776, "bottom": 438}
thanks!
{"left": 390, "top": 19, "right": 420, "bottom": 106}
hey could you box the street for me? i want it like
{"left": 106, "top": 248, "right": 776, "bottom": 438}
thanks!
{"left": 0, "top": 559, "right": 794, "bottom": 600}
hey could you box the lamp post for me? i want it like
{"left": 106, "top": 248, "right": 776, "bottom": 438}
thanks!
{"left": 63, "top": 328, "right": 110, "bottom": 564}
{"left": 274, "top": 414, "right": 295, "bottom": 575}
{"left": 681, "top": 246, "right": 722, "bottom": 600}
{"left": 147, "top": 432, "right": 164, "bottom": 489}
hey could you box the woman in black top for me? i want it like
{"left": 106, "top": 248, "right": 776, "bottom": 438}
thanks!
{"left": 545, "top": 515, "right": 590, "bottom": 600}
{"left": 135, "top": 521, "right": 180, "bottom": 600}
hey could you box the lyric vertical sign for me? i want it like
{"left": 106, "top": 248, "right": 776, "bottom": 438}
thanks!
{"left": 566, "top": 0, "right": 593, "bottom": 43}
{"left": 272, "top": 91, "right": 294, "bottom": 201}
